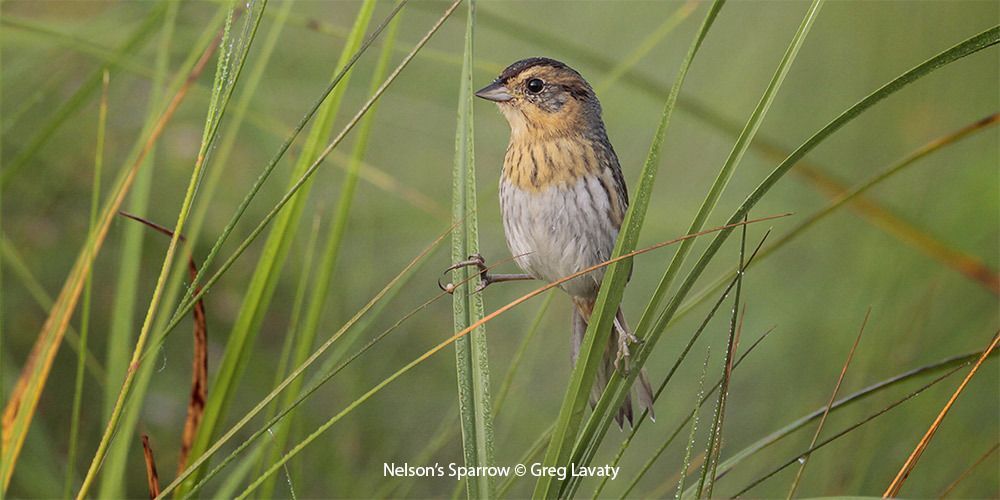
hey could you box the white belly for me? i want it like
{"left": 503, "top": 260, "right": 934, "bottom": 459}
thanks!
{"left": 500, "top": 176, "right": 618, "bottom": 299}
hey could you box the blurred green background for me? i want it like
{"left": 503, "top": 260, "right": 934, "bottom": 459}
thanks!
{"left": 2, "top": 0, "right": 997, "bottom": 498}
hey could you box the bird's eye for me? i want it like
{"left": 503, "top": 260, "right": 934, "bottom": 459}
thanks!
{"left": 526, "top": 78, "right": 544, "bottom": 94}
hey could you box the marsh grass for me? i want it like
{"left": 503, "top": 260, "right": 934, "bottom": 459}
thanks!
{"left": 1, "top": 1, "right": 997, "bottom": 498}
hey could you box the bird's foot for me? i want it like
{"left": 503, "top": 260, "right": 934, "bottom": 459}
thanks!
{"left": 440, "top": 253, "right": 491, "bottom": 294}
{"left": 613, "top": 320, "right": 642, "bottom": 374}
{"left": 614, "top": 334, "right": 632, "bottom": 375}
{"left": 439, "top": 255, "right": 535, "bottom": 294}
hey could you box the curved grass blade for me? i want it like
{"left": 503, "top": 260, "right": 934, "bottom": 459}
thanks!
{"left": 534, "top": 2, "right": 728, "bottom": 497}
{"left": 566, "top": 0, "right": 826, "bottom": 490}
{"left": 634, "top": 0, "right": 824, "bottom": 372}
{"left": 569, "top": 26, "right": 1000, "bottom": 486}
{"left": 161, "top": 0, "right": 409, "bottom": 334}
{"left": 76, "top": 2, "right": 264, "bottom": 496}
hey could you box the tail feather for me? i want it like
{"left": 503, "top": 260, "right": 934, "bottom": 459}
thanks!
{"left": 571, "top": 300, "right": 655, "bottom": 429}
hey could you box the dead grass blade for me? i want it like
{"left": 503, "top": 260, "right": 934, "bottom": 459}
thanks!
{"left": 938, "top": 442, "right": 998, "bottom": 498}
{"left": 116, "top": 212, "right": 208, "bottom": 473}
{"left": 0, "top": 31, "right": 219, "bottom": 492}
{"left": 786, "top": 307, "right": 870, "bottom": 498}
{"left": 883, "top": 330, "right": 1000, "bottom": 497}
{"left": 141, "top": 435, "right": 161, "bottom": 499}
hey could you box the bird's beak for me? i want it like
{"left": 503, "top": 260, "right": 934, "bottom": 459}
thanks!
{"left": 475, "top": 82, "right": 513, "bottom": 102}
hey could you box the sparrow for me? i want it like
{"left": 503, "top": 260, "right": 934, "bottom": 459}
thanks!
{"left": 448, "top": 57, "right": 654, "bottom": 428}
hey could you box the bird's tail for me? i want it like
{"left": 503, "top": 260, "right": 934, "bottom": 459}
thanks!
{"left": 571, "top": 299, "right": 655, "bottom": 429}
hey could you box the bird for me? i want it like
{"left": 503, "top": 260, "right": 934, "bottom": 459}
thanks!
{"left": 446, "top": 57, "right": 654, "bottom": 428}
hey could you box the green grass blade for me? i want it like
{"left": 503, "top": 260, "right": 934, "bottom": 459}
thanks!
{"left": 63, "top": 69, "right": 109, "bottom": 499}
{"left": 569, "top": 18, "right": 997, "bottom": 489}
{"left": 178, "top": 2, "right": 377, "bottom": 492}
{"left": 251, "top": 214, "right": 319, "bottom": 489}
{"left": 660, "top": 25, "right": 1000, "bottom": 351}
{"left": 77, "top": 2, "right": 263, "bottom": 496}
{"left": 152, "top": 2, "right": 409, "bottom": 383}
{"left": 449, "top": 1, "right": 496, "bottom": 498}
{"left": 258, "top": 12, "right": 400, "bottom": 496}
{"left": 97, "top": 3, "right": 182, "bottom": 496}
{"left": 697, "top": 223, "right": 747, "bottom": 499}
{"left": 673, "top": 350, "right": 710, "bottom": 500}
{"left": 535, "top": 2, "right": 726, "bottom": 497}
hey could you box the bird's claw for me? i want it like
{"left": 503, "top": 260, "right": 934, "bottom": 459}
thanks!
{"left": 437, "top": 276, "right": 457, "bottom": 294}
{"left": 440, "top": 254, "right": 490, "bottom": 294}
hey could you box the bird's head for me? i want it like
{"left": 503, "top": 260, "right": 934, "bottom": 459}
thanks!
{"left": 476, "top": 57, "right": 602, "bottom": 139}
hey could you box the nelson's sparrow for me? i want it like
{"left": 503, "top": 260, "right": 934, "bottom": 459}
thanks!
{"left": 447, "top": 57, "right": 654, "bottom": 428}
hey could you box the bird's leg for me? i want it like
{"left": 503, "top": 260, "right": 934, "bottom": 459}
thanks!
{"left": 441, "top": 253, "right": 534, "bottom": 293}
{"left": 613, "top": 308, "right": 642, "bottom": 373}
